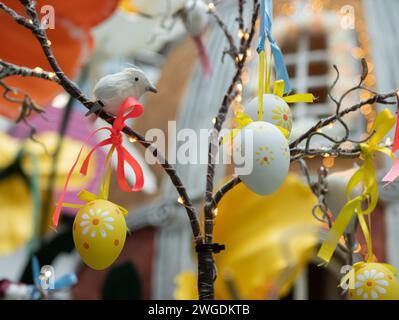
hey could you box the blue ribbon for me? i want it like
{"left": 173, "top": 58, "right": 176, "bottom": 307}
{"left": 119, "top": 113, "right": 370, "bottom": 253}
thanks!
{"left": 257, "top": 0, "right": 291, "bottom": 94}
{"left": 31, "top": 256, "right": 77, "bottom": 298}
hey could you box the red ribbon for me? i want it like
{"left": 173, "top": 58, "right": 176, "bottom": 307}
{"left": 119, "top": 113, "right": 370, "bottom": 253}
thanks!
{"left": 52, "top": 97, "right": 144, "bottom": 226}
{"left": 393, "top": 120, "right": 399, "bottom": 153}
{"left": 382, "top": 116, "right": 399, "bottom": 184}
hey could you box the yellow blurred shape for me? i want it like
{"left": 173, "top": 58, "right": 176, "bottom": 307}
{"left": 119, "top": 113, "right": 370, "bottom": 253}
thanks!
{"left": 174, "top": 173, "right": 321, "bottom": 300}
{"left": 119, "top": 0, "right": 138, "bottom": 13}
{"left": 0, "top": 131, "right": 97, "bottom": 255}
{"left": 0, "top": 175, "right": 33, "bottom": 254}
{"left": 21, "top": 132, "right": 96, "bottom": 191}
{"left": 0, "top": 132, "right": 19, "bottom": 169}
{"left": 174, "top": 271, "right": 198, "bottom": 300}
{"left": 213, "top": 173, "right": 320, "bottom": 299}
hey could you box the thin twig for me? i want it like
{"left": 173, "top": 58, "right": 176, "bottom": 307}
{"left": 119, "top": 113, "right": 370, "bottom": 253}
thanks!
{"left": 208, "top": 6, "right": 239, "bottom": 62}
{"left": 0, "top": 60, "right": 59, "bottom": 83}
{"left": 213, "top": 176, "right": 241, "bottom": 206}
{"left": 290, "top": 93, "right": 397, "bottom": 149}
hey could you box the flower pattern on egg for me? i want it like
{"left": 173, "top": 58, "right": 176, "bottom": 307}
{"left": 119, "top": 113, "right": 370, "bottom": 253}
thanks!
{"left": 354, "top": 269, "right": 389, "bottom": 300}
{"left": 255, "top": 146, "right": 274, "bottom": 166}
{"left": 271, "top": 104, "right": 292, "bottom": 130}
{"left": 79, "top": 208, "right": 115, "bottom": 238}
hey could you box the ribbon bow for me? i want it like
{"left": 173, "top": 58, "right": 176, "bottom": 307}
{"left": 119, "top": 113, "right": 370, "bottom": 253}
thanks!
{"left": 53, "top": 97, "right": 143, "bottom": 226}
{"left": 257, "top": 0, "right": 291, "bottom": 94}
{"left": 259, "top": 80, "right": 315, "bottom": 122}
{"left": 317, "top": 109, "right": 395, "bottom": 264}
{"left": 272, "top": 80, "right": 314, "bottom": 105}
{"left": 223, "top": 80, "right": 314, "bottom": 144}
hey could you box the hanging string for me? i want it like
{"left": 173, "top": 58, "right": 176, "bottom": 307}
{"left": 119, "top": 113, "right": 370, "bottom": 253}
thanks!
{"left": 257, "top": 0, "right": 291, "bottom": 95}
{"left": 258, "top": 50, "right": 265, "bottom": 121}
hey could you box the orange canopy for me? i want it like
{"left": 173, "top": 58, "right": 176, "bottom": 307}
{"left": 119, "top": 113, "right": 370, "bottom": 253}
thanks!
{"left": 0, "top": 0, "right": 118, "bottom": 120}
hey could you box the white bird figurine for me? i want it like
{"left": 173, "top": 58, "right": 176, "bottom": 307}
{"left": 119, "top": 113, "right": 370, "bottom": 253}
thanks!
{"left": 89, "top": 67, "right": 157, "bottom": 117}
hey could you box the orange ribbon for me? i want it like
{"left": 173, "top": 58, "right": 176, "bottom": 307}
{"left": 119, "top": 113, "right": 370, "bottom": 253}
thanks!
{"left": 52, "top": 97, "right": 144, "bottom": 226}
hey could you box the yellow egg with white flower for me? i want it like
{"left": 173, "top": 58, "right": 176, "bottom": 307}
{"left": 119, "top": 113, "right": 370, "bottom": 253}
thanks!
{"left": 349, "top": 262, "right": 399, "bottom": 300}
{"left": 233, "top": 121, "right": 290, "bottom": 195}
{"left": 73, "top": 199, "right": 127, "bottom": 270}
{"left": 245, "top": 94, "right": 292, "bottom": 137}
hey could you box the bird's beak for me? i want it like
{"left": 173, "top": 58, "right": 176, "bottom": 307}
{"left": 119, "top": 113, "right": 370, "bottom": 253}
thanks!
{"left": 147, "top": 84, "right": 158, "bottom": 93}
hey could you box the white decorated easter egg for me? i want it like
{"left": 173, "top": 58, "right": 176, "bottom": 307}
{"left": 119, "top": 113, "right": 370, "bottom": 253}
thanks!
{"left": 233, "top": 121, "right": 290, "bottom": 195}
{"left": 73, "top": 199, "right": 127, "bottom": 270}
{"left": 245, "top": 94, "right": 292, "bottom": 137}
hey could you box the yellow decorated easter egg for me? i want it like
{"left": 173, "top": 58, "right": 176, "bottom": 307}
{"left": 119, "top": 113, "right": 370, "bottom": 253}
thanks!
{"left": 349, "top": 262, "right": 399, "bottom": 300}
{"left": 73, "top": 199, "right": 127, "bottom": 270}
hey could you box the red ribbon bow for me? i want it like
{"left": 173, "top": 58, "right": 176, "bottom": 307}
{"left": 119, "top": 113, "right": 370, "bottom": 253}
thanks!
{"left": 52, "top": 97, "right": 144, "bottom": 226}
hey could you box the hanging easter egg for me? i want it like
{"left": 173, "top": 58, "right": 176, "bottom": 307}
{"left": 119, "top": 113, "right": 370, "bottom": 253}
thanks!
{"left": 348, "top": 262, "right": 399, "bottom": 300}
{"left": 233, "top": 121, "right": 290, "bottom": 195}
{"left": 245, "top": 94, "right": 292, "bottom": 137}
{"left": 73, "top": 199, "right": 127, "bottom": 270}
{"left": 184, "top": 0, "right": 209, "bottom": 37}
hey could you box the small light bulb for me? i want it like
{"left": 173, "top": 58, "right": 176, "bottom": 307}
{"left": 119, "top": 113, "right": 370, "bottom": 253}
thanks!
{"left": 47, "top": 40, "right": 52, "bottom": 46}
{"left": 34, "top": 67, "right": 43, "bottom": 73}
{"left": 129, "top": 137, "right": 137, "bottom": 143}
{"left": 212, "top": 208, "right": 218, "bottom": 217}
{"left": 212, "top": 118, "right": 217, "bottom": 124}
{"left": 177, "top": 197, "right": 184, "bottom": 205}
{"left": 208, "top": 2, "right": 215, "bottom": 11}
{"left": 323, "top": 157, "right": 335, "bottom": 168}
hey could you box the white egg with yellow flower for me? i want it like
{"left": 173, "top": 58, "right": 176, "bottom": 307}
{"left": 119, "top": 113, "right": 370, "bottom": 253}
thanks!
{"left": 233, "top": 121, "right": 290, "bottom": 195}
{"left": 245, "top": 94, "right": 292, "bottom": 137}
{"left": 348, "top": 262, "right": 399, "bottom": 300}
{"left": 73, "top": 199, "right": 127, "bottom": 270}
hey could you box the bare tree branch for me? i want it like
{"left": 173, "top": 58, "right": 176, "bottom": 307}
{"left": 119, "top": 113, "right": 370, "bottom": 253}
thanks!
{"left": 0, "top": 0, "right": 203, "bottom": 243}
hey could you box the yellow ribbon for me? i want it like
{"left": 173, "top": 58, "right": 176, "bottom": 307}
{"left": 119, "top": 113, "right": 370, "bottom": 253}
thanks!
{"left": 318, "top": 109, "right": 396, "bottom": 264}
{"left": 273, "top": 80, "right": 315, "bottom": 104}
{"left": 257, "top": 45, "right": 315, "bottom": 122}
{"left": 60, "top": 146, "right": 128, "bottom": 217}
{"left": 258, "top": 51, "right": 265, "bottom": 121}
